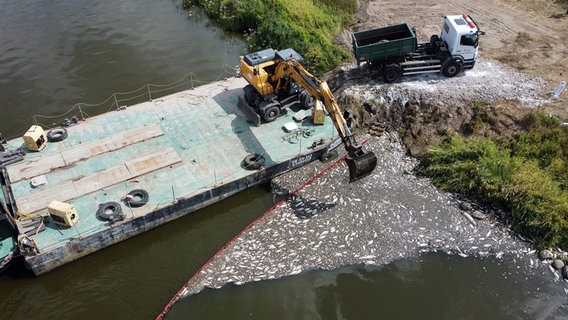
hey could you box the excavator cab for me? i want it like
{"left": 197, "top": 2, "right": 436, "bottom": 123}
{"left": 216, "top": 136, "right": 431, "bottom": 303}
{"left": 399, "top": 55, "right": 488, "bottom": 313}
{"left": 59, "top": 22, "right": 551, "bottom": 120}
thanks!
{"left": 346, "top": 147, "right": 377, "bottom": 182}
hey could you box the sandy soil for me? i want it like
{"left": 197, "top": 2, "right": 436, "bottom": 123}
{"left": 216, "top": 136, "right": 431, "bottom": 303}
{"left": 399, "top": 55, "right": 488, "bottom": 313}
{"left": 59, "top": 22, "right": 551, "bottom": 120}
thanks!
{"left": 335, "top": 0, "right": 568, "bottom": 118}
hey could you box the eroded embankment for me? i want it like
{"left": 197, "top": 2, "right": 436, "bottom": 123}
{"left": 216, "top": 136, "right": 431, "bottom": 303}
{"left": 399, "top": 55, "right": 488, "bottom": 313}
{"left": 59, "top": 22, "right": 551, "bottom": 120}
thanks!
{"left": 329, "top": 58, "right": 546, "bottom": 153}
{"left": 180, "top": 133, "right": 543, "bottom": 297}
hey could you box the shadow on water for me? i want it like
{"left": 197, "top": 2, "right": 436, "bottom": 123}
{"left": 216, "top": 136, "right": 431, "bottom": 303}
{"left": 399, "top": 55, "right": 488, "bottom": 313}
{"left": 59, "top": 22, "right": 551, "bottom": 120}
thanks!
{"left": 287, "top": 193, "right": 337, "bottom": 219}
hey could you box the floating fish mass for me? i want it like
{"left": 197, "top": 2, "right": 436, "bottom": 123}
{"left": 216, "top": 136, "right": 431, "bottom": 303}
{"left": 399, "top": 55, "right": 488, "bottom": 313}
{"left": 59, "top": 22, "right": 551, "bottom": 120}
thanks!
{"left": 182, "top": 133, "right": 537, "bottom": 297}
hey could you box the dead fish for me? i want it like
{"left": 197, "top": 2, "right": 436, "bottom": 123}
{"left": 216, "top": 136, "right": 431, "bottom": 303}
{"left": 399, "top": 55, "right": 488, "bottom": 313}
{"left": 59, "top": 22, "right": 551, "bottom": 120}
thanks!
{"left": 462, "top": 211, "right": 477, "bottom": 226}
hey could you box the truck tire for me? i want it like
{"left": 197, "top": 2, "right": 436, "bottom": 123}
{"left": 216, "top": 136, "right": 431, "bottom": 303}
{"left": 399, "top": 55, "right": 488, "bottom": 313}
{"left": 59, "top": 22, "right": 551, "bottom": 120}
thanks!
{"left": 442, "top": 60, "right": 462, "bottom": 77}
{"left": 383, "top": 64, "right": 403, "bottom": 83}
{"left": 263, "top": 104, "right": 280, "bottom": 122}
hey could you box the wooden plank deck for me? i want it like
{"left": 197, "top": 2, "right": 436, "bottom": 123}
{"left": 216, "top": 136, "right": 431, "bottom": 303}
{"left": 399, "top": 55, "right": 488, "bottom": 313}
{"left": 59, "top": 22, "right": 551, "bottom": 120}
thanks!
{"left": 15, "top": 147, "right": 181, "bottom": 213}
{"left": 6, "top": 153, "right": 66, "bottom": 184}
{"left": 7, "top": 123, "right": 164, "bottom": 183}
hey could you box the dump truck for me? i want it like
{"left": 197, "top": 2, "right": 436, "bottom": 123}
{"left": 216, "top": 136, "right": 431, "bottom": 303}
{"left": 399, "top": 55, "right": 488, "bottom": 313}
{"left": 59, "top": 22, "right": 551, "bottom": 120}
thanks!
{"left": 352, "top": 14, "right": 484, "bottom": 82}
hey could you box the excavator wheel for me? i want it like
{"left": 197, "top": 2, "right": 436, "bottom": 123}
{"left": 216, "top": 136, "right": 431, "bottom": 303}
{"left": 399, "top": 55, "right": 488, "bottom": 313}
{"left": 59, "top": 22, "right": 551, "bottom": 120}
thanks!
{"left": 262, "top": 101, "right": 281, "bottom": 122}
{"left": 346, "top": 150, "right": 377, "bottom": 182}
{"left": 299, "top": 91, "right": 315, "bottom": 109}
{"left": 264, "top": 106, "right": 280, "bottom": 122}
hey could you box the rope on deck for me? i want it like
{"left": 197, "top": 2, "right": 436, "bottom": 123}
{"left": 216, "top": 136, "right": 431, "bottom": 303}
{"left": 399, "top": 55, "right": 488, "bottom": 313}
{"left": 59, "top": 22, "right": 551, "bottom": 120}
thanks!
{"left": 155, "top": 145, "right": 360, "bottom": 320}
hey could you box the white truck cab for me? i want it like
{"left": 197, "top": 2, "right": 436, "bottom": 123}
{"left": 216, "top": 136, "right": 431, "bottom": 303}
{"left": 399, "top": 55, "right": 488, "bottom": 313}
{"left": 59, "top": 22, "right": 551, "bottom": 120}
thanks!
{"left": 441, "top": 14, "right": 483, "bottom": 62}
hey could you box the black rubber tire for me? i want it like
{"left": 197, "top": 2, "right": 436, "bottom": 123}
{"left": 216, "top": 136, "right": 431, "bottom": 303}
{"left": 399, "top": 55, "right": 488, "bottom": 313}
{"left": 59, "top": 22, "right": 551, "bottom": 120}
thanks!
{"left": 96, "top": 201, "right": 124, "bottom": 222}
{"left": 243, "top": 154, "right": 265, "bottom": 170}
{"left": 47, "top": 127, "right": 68, "bottom": 142}
{"left": 383, "top": 64, "right": 403, "bottom": 83}
{"left": 442, "top": 60, "right": 462, "bottom": 77}
{"left": 124, "top": 189, "right": 149, "bottom": 208}
{"left": 263, "top": 105, "right": 280, "bottom": 122}
{"left": 299, "top": 91, "right": 315, "bottom": 110}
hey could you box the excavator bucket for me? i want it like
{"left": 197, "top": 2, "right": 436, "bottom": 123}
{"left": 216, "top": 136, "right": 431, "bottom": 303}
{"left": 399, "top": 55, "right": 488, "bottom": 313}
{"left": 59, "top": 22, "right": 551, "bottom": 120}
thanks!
{"left": 346, "top": 149, "right": 377, "bottom": 182}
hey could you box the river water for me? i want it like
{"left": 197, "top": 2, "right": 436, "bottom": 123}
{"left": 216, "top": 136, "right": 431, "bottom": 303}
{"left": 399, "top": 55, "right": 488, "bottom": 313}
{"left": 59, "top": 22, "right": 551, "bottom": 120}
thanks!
{"left": 0, "top": 1, "right": 566, "bottom": 319}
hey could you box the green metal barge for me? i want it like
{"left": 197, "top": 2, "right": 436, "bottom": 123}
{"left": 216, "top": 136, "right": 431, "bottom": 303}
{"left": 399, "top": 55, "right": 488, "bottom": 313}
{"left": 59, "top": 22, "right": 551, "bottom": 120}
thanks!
{"left": 0, "top": 77, "right": 340, "bottom": 275}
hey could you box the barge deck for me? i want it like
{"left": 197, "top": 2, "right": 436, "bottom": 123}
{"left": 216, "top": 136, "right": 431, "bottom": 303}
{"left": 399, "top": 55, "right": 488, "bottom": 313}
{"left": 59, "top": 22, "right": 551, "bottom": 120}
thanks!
{"left": 0, "top": 77, "right": 339, "bottom": 275}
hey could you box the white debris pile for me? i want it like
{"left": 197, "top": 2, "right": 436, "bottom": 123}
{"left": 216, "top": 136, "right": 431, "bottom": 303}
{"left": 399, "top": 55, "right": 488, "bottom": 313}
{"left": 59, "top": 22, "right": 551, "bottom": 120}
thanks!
{"left": 181, "top": 132, "right": 535, "bottom": 297}
{"left": 339, "top": 58, "right": 546, "bottom": 105}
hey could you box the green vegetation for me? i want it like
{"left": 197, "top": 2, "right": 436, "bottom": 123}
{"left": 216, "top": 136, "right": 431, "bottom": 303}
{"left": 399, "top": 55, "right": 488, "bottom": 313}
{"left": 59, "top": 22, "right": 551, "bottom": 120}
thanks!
{"left": 182, "top": 0, "right": 357, "bottom": 74}
{"left": 418, "top": 112, "right": 568, "bottom": 248}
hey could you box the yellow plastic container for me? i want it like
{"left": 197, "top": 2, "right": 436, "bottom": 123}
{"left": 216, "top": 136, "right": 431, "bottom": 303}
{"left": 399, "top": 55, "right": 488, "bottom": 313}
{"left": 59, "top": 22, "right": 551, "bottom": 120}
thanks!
{"left": 48, "top": 200, "right": 79, "bottom": 227}
{"left": 23, "top": 125, "right": 47, "bottom": 152}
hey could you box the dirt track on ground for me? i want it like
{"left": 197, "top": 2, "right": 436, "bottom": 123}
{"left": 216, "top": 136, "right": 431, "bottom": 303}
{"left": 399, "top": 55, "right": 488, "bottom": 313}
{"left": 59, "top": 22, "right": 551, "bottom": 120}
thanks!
{"left": 335, "top": 0, "right": 568, "bottom": 117}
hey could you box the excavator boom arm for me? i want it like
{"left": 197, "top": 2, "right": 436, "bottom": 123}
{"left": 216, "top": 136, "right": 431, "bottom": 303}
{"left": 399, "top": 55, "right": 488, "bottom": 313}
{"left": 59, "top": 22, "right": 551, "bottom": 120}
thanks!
{"left": 272, "top": 61, "right": 354, "bottom": 149}
{"left": 271, "top": 59, "right": 377, "bottom": 182}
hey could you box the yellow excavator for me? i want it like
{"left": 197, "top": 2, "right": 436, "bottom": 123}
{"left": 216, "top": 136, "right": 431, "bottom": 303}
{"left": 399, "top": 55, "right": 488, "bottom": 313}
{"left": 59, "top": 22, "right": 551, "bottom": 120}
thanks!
{"left": 239, "top": 48, "right": 377, "bottom": 182}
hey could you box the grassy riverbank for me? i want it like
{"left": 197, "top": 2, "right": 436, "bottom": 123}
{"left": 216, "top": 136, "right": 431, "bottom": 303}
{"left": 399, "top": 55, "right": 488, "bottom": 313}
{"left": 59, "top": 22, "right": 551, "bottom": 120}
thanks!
{"left": 417, "top": 113, "right": 568, "bottom": 248}
{"left": 182, "top": 0, "right": 356, "bottom": 74}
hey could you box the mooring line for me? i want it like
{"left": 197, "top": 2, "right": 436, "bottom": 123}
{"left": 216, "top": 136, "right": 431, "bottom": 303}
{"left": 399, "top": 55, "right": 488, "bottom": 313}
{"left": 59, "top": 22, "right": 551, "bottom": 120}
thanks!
{"left": 156, "top": 138, "right": 370, "bottom": 319}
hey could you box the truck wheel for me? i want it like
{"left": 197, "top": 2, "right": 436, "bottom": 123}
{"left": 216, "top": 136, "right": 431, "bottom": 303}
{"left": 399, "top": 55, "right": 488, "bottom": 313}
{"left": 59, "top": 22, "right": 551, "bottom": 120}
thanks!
{"left": 442, "top": 60, "right": 462, "bottom": 77}
{"left": 263, "top": 105, "right": 280, "bottom": 122}
{"left": 299, "top": 91, "right": 315, "bottom": 109}
{"left": 383, "top": 64, "right": 402, "bottom": 83}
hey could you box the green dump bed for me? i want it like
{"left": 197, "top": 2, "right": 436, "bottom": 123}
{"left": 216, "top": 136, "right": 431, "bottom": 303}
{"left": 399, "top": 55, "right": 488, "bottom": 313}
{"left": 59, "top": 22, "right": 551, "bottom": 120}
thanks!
{"left": 352, "top": 23, "right": 416, "bottom": 65}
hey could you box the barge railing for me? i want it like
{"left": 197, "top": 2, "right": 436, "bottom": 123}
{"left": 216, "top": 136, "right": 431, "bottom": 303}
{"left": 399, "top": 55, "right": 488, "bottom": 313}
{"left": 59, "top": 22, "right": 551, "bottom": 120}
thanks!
{"left": 4, "top": 65, "right": 238, "bottom": 141}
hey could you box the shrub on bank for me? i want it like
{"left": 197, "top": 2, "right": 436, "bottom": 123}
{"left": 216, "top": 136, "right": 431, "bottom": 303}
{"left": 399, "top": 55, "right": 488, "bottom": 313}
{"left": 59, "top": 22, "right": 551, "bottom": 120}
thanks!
{"left": 418, "top": 113, "right": 568, "bottom": 248}
{"left": 182, "top": 0, "right": 356, "bottom": 75}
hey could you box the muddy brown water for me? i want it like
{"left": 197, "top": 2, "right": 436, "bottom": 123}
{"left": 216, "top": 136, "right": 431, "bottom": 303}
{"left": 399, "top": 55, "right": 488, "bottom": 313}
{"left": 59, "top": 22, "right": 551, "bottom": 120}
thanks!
{"left": 0, "top": 1, "right": 567, "bottom": 319}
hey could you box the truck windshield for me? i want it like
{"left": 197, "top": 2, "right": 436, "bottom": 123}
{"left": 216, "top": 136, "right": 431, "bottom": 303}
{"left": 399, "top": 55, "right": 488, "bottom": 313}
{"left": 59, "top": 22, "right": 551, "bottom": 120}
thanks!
{"left": 460, "top": 33, "right": 478, "bottom": 47}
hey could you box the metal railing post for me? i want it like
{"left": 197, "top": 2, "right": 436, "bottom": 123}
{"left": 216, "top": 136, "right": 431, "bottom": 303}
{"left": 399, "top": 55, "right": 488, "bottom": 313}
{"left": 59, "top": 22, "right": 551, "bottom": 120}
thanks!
{"left": 113, "top": 93, "right": 119, "bottom": 110}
